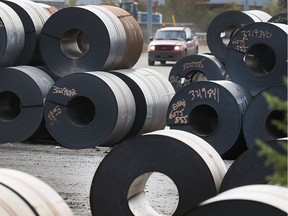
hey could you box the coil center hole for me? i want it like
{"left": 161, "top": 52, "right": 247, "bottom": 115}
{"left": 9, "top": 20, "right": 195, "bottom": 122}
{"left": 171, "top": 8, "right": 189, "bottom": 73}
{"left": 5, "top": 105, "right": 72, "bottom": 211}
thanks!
{"left": 220, "top": 25, "right": 237, "bottom": 46}
{"left": 266, "top": 110, "right": 287, "bottom": 138}
{"left": 128, "top": 172, "right": 179, "bottom": 215}
{"left": 60, "top": 29, "right": 90, "bottom": 60}
{"left": 189, "top": 104, "right": 218, "bottom": 136}
{"left": 244, "top": 44, "right": 276, "bottom": 75}
{"left": 0, "top": 92, "right": 21, "bottom": 121}
{"left": 67, "top": 96, "right": 95, "bottom": 126}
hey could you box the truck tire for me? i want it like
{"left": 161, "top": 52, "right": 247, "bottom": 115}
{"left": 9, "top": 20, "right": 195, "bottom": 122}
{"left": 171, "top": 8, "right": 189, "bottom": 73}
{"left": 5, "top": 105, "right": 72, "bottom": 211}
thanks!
{"left": 148, "top": 60, "right": 154, "bottom": 66}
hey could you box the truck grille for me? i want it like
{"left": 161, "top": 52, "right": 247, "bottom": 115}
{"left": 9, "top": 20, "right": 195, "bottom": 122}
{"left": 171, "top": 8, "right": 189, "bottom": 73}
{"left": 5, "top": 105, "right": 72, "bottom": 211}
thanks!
{"left": 156, "top": 45, "right": 174, "bottom": 51}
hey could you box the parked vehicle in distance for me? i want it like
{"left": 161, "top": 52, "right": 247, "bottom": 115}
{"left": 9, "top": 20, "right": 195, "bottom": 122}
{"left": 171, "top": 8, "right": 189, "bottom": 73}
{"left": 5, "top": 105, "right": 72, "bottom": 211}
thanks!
{"left": 148, "top": 26, "right": 199, "bottom": 65}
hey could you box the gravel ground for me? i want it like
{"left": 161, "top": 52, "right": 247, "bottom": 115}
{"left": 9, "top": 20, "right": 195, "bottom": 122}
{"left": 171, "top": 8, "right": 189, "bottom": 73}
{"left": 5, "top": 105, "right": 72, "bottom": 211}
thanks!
{"left": 0, "top": 140, "right": 233, "bottom": 216}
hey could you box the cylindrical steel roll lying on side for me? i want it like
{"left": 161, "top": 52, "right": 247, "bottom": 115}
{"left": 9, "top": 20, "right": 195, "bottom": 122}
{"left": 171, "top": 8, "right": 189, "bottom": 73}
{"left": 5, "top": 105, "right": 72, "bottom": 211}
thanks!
{"left": 206, "top": 10, "right": 271, "bottom": 63}
{"left": 184, "top": 185, "right": 288, "bottom": 216}
{"left": 0, "top": 184, "right": 36, "bottom": 216}
{"left": 2, "top": 0, "right": 54, "bottom": 65}
{"left": 90, "top": 129, "right": 227, "bottom": 216}
{"left": 0, "top": 66, "right": 54, "bottom": 144}
{"left": 44, "top": 72, "right": 136, "bottom": 149}
{"left": 0, "top": 2, "right": 25, "bottom": 67}
{"left": 242, "top": 85, "right": 287, "bottom": 147}
{"left": 40, "top": 5, "right": 142, "bottom": 77}
{"left": 36, "top": 2, "right": 58, "bottom": 15}
{"left": 268, "top": 12, "right": 287, "bottom": 24}
{"left": 225, "top": 22, "right": 288, "bottom": 96}
{"left": 91, "top": 5, "right": 143, "bottom": 68}
{"left": 0, "top": 168, "right": 73, "bottom": 216}
{"left": 109, "top": 68, "right": 175, "bottom": 137}
{"left": 168, "top": 53, "right": 227, "bottom": 92}
{"left": 219, "top": 139, "right": 287, "bottom": 192}
{"left": 166, "top": 80, "right": 252, "bottom": 159}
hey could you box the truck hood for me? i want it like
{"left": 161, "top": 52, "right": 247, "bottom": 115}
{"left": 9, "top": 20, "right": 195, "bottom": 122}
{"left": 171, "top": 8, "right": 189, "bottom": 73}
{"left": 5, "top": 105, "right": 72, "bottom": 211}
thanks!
{"left": 149, "top": 40, "right": 185, "bottom": 46}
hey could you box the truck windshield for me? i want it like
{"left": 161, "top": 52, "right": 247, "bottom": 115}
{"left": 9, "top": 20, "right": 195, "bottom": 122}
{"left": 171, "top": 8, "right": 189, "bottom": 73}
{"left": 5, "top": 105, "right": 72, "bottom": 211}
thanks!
{"left": 155, "top": 31, "right": 185, "bottom": 41}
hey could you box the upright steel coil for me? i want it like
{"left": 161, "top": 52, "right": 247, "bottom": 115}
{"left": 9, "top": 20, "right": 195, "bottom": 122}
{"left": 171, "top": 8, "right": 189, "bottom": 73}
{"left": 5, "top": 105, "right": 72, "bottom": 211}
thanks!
{"left": 0, "top": 2, "right": 25, "bottom": 67}
{"left": 169, "top": 53, "right": 227, "bottom": 92}
{"left": 166, "top": 80, "right": 252, "bottom": 159}
{"left": 44, "top": 72, "right": 136, "bottom": 149}
{"left": 225, "top": 22, "right": 288, "bottom": 96}
{"left": 206, "top": 10, "right": 271, "bottom": 63}
{"left": 242, "top": 85, "right": 287, "bottom": 147}
{"left": 184, "top": 185, "right": 288, "bottom": 216}
{"left": 0, "top": 168, "right": 73, "bottom": 216}
{"left": 40, "top": 5, "right": 143, "bottom": 77}
{"left": 2, "top": 0, "right": 52, "bottom": 65}
{"left": 90, "top": 129, "right": 227, "bottom": 216}
{"left": 110, "top": 68, "right": 175, "bottom": 137}
{"left": 0, "top": 66, "right": 54, "bottom": 144}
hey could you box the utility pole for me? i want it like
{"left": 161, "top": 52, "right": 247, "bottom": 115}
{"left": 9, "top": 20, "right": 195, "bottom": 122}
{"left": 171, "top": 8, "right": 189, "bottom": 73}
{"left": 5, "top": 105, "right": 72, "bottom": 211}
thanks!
{"left": 147, "top": 0, "right": 152, "bottom": 42}
{"left": 244, "top": 0, "right": 249, "bottom": 10}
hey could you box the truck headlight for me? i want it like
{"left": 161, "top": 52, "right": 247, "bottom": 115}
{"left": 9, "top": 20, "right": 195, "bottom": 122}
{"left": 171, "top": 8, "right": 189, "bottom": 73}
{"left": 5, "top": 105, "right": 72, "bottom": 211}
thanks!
{"left": 148, "top": 45, "right": 155, "bottom": 51}
{"left": 174, "top": 45, "right": 181, "bottom": 51}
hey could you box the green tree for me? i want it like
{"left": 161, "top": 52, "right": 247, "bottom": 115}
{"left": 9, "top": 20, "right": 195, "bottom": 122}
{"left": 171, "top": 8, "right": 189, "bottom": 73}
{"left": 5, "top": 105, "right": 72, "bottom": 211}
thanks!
{"left": 66, "top": 0, "right": 77, "bottom": 7}
{"left": 101, "top": 0, "right": 118, "bottom": 6}
{"left": 256, "top": 80, "right": 287, "bottom": 186}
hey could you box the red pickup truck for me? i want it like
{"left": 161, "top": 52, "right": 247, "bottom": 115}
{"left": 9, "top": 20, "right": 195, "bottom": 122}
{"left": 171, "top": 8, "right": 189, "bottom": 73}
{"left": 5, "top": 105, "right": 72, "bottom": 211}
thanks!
{"left": 148, "top": 26, "right": 199, "bottom": 65}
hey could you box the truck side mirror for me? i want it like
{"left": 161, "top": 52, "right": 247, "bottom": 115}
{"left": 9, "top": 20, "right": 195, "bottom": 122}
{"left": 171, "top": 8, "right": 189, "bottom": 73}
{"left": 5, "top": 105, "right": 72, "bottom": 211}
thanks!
{"left": 149, "top": 37, "right": 154, "bottom": 41}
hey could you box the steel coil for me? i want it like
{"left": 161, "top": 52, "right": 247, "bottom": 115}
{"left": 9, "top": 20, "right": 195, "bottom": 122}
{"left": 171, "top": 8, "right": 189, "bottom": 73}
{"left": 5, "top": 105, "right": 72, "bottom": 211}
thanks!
{"left": 92, "top": 5, "right": 143, "bottom": 68}
{"left": 166, "top": 80, "right": 252, "bottom": 159}
{"left": 2, "top": 0, "right": 49, "bottom": 65}
{"left": 219, "top": 139, "right": 287, "bottom": 192}
{"left": 225, "top": 22, "right": 288, "bottom": 96}
{"left": 40, "top": 5, "right": 142, "bottom": 77}
{"left": 242, "top": 86, "right": 287, "bottom": 147}
{"left": 110, "top": 68, "right": 175, "bottom": 137}
{"left": 0, "top": 66, "right": 54, "bottom": 144}
{"left": 206, "top": 10, "right": 271, "bottom": 63}
{"left": 90, "top": 129, "right": 227, "bottom": 216}
{"left": 184, "top": 185, "right": 288, "bottom": 216}
{"left": 44, "top": 71, "right": 136, "bottom": 149}
{"left": 0, "top": 168, "right": 73, "bottom": 216}
{"left": 268, "top": 12, "right": 287, "bottom": 24}
{"left": 0, "top": 2, "right": 25, "bottom": 67}
{"left": 169, "top": 53, "right": 227, "bottom": 92}
{"left": 0, "top": 184, "right": 36, "bottom": 215}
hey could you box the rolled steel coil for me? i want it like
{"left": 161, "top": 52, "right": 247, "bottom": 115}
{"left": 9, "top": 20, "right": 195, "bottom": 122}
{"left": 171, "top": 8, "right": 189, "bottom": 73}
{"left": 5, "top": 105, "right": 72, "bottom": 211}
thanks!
{"left": 268, "top": 12, "right": 287, "bottom": 24}
{"left": 36, "top": 66, "right": 60, "bottom": 81}
{"left": 2, "top": 0, "right": 50, "bottom": 65}
{"left": 166, "top": 80, "right": 252, "bottom": 159}
{"left": 242, "top": 85, "right": 287, "bottom": 147}
{"left": 44, "top": 71, "right": 136, "bottom": 149}
{"left": 219, "top": 139, "right": 287, "bottom": 192}
{"left": 169, "top": 53, "right": 227, "bottom": 92}
{"left": 184, "top": 185, "right": 288, "bottom": 216}
{"left": 0, "top": 2, "right": 25, "bottom": 67}
{"left": 206, "top": 10, "right": 271, "bottom": 63}
{"left": 0, "top": 168, "right": 73, "bottom": 216}
{"left": 109, "top": 68, "right": 175, "bottom": 137}
{"left": 40, "top": 5, "right": 142, "bottom": 77}
{"left": 91, "top": 5, "right": 143, "bottom": 68}
{"left": 0, "top": 184, "right": 36, "bottom": 215}
{"left": 90, "top": 129, "right": 227, "bottom": 216}
{"left": 18, "top": 0, "right": 51, "bottom": 23}
{"left": 36, "top": 3, "right": 58, "bottom": 15}
{"left": 0, "top": 66, "right": 54, "bottom": 144}
{"left": 225, "top": 22, "right": 288, "bottom": 96}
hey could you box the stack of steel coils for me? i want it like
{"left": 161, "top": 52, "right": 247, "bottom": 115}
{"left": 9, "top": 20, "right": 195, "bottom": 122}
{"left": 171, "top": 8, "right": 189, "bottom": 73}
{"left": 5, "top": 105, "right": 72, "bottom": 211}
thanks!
{"left": 0, "top": 2, "right": 176, "bottom": 149}
{"left": 166, "top": 10, "right": 287, "bottom": 160}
